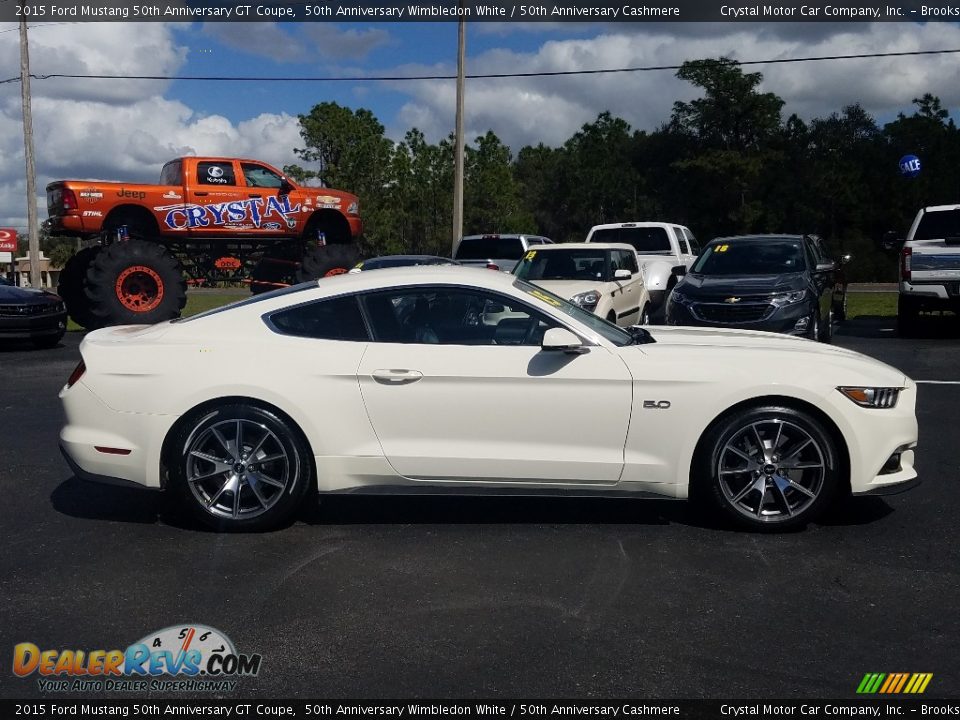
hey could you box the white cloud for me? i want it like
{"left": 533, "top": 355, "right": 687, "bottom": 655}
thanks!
{"left": 385, "top": 22, "right": 960, "bottom": 148}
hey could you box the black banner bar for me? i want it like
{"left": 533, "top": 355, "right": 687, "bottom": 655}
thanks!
{"left": 1, "top": 0, "right": 959, "bottom": 23}
{"left": 3, "top": 700, "right": 960, "bottom": 719}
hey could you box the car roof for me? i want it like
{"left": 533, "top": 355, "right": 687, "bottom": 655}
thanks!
{"left": 530, "top": 242, "right": 635, "bottom": 251}
{"left": 709, "top": 234, "right": 806, "bottom": 243}
{"left": 923, "top": 204, "right": 960, "bottom": 212}
{"left": 365, "top": 255, "right": 452, "bottom": 262}
{"left": 312, "top": 265, "right": 517, "bottom": 293}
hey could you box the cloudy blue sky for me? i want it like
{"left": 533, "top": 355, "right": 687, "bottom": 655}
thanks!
{"left": 2, "top": 19, "right": 960, "bottom": 229}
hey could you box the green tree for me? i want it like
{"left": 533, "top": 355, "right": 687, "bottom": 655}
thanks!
{"left": 464, "top": 131, "right": 533, "bottom": 235}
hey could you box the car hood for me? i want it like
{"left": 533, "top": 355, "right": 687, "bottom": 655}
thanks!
{"left": 638, "top": 325, "right": 908, "bottom": 385}
{"left": 680, "top": 273, "right": 805, "bottom": 296}
{"left": 530, "top": 279, "right": 614, "bottom": 298}
{"left": 0, "top": 284, "right": 61, "bottom": 304}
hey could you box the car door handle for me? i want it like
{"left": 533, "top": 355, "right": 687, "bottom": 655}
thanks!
{"left": 194, "top": 192, "right": 208, "bottom": 197}
{"left": 371, "top": 369, "right": 423, "bottom": 385}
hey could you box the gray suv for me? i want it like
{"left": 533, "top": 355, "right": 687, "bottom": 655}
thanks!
{"left": 454, "top": 234, "right": 553, "bottom": 272}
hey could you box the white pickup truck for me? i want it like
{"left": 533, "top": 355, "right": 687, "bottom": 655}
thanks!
{"left": 585, "top": 222, "right": 699, "bottom": 322}
{"left": 887, "top": 205, "right": 960, "bottom": 335}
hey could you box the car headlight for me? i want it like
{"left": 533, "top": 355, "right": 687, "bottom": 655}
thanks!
{"left": 670, "top": 289, "right": 691, "bottom": 305}
{"left": 837, "top": 387, "right": 901, "bottom": 408}
{"left": 770, "top": 290, "right": 807, "bottom": 307}
{"left": 570, "top": 291, "right": 601, "bottom": 310}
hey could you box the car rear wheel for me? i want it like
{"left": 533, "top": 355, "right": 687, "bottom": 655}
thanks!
{"left": 58, "top": 246, "right": 103, "bottom": 329}
{"left": 85, "top": 241, "right": 186, "bottom": 326}
{"left": 695, "top": 405, "right": 840, "bottom": 532}
{"left": 169, "top": 404, "right": 312, "bottom": 532}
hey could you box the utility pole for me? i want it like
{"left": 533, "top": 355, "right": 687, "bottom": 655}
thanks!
{"left": 19, "top": 16, "right": 41, "bottom": 289}
{"left": 451, "top": 18, "right": 466, "bottom": 257}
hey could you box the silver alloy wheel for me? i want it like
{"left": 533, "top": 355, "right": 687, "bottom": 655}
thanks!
{"left": 185, "top": 418, "right": 291, "bottom": 520}
{"left": 717, "top": 419, "right": 826, "bottom": 523}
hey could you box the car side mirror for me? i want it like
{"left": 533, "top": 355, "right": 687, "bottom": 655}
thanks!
{"left": 279, "top": 177, "right": 293, "bottom": 195}
{"left": 541, "top": 327, "right": 587, "bottom": 354}
{"left": 815, "top": 261, "right": 836, "bottom": 273}
{"left": 614, "top": 269, "right": 632, "bottom": 280}
{"left": 671, "top": 264, "right": 687, "bottom": 277}
{"left": 880, "top": 231, "right": 902, "bottom": 252}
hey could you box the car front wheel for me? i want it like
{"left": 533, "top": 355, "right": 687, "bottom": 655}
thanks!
{"left": 169, "top": 404, "right": 312, "bottom": 532}
{"left": 695, "top": 405, "right": 840, "bottom": 531}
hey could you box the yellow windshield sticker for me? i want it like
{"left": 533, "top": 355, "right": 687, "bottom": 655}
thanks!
{"left": 528, "top": 289, "right": 561, "bottom": 306}
{"left": 524, "top": 250, "right": 537, "bottom": 261}
{"left": 716, "top": 244, "right": 729, "bottom": 253}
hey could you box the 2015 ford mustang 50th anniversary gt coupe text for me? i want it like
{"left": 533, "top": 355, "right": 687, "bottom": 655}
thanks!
{"left": 59, "top": 267, "right": 918, "bottom": 532}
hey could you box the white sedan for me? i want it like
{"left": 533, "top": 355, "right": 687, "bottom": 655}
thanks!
{"left": 60, "top": 267, "right": 919, "bottom": 532}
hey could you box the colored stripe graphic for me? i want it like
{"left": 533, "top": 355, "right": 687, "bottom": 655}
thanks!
{"left": 857, "top": 673, "right": 932, "bottom": 694}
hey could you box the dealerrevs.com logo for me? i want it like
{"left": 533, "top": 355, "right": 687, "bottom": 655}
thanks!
{"left": 13, "top": 624, "right": 262, "bottom": 693}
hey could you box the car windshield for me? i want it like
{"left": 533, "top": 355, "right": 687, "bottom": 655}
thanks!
{"left": 592, "top": 227, "right": 672, "bottom": 254}
{"left": 456, "top": 237, "right": 524, "bottom": 260}
{"left": 513, "top": 249, "right": 611, "bottom": 282}
{"left": 692, "top": 240, "right": 807, "bottom": 275}
{"left": 511, "top": 278, "right": 634, "bottom": 346}
{"left": 914, "top": 209, "right": 960, "bottom": 240}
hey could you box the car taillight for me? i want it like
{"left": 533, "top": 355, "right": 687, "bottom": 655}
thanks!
{"left": 900, "top": 246, "right": 912, "bottom": 281}
{"left": 485, "top": 263, "right": 500, "bottom": 271}
{"left": 61, "top": 189, "right": 78, "bottom": 211}
{"left": 66, "top": 360, "right": 86, "bottom": 388}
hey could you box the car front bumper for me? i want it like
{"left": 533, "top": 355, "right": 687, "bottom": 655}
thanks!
{"left": 666, "top": 299, "right": 813, "bottom": 335}
{"left": 0, "top": 309, "right": 67, "bottom": 339}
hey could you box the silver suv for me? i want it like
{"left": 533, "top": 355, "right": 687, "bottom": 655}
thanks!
{"left": 454, "top": 234, "right": 553, "bottom": 272}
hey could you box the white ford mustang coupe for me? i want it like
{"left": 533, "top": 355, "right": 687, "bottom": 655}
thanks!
{"left": 60, "top": 267, "right": 918, "bottom": 532}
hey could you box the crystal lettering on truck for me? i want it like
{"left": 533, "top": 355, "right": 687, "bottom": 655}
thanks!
{"left": 157, "top": 196, "right": 302, "bottom": 230}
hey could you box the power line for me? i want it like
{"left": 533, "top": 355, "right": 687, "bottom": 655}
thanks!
{"left": 1, "top": 47, "right": 959, "bottom": 85}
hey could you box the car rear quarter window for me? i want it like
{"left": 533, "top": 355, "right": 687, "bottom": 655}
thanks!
{"left": 160, "top": 161, "right": 182, "bottom": 186}
{"left": 197, "top": 161, "right": 236, "bottom": 186}
{"left": 268, "top": 295, "right": 369, "bottom": 341}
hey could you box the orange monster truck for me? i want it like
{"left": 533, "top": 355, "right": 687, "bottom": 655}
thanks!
{"left": 47, "top": 157, "right": 362, "bottom": 329}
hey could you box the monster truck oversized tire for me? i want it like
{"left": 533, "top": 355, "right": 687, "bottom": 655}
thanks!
{"left": 296, "top": 244, "right": 360, "bottom": 282}
{"left": 58, "top": 246, "right": 103, "bottom": 330}
{"left": 85, "top": 241, "right": 187, "bottom": 326}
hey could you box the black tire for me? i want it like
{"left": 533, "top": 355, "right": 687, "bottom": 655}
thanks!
{"left": 606, "top": 311, "right": 617, "bottom": 323}
{"left": 819, "top": 307, "right": 833, "bottom": 344}
{"left": 84, "top": 241, "right": 187, "bottom": 326}
{"left": 693, "top": 405, "right": 841, "bottom": 532}
{"left": 639, "top": 304, "right": 651, "bottom": 325}
{"left": 296, "top": 244, "right": 360, "bottom": 282}
{"left": 32, "top": 331, "right": 65, "bottom": 349}
{"left": 251, "top": 245, "right": 299, "bottom": 294}
{"left": 897, "top": 295, "right": 920, "bottom": 337}
{"left": 168, "top": 403, "right": 312, "bottom": 532}
{"left": 834, "top": 291, "right": 848, "bottom": 322}
{"left": 58, "top": 246, "right": 103, "bottom": 330}
{"left": 807, "top": 308, "right": 820, "bottom": 341}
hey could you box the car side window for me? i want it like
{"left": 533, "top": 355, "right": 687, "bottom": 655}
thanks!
{"left": 241, "top": 164, "right": 284, "bottom": 189}
{"left": 683, "top": 228, "right": 701, "bottom": 255}
{"left": 619, "top": 250, "right": 639, "bottom": 274}
{"left": 267, "top": 295, "right": 369, "bottom": 341}
{"left": 197, "top": 162, "right": 236, "bottom": 186}
{"left": 361, "top": 287, "right": 558, "bottom": 346}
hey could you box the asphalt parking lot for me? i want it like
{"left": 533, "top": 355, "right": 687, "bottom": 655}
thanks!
{"left": 1, "top": 314, "right": 958, "bottom": 700}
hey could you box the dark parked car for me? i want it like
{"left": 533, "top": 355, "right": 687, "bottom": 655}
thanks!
{"left": 0, "top": 277, "right": 68, "bottom": 348}
{"left": 666, "top": 234, "right": 839, "bottom": 342}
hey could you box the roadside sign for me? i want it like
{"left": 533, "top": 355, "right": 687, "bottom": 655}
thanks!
{"left": 0, "top": 228, "right": 17, "bottom": 252}
{"left": 0, "top": 252, "right": 12, "bottom": 264}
